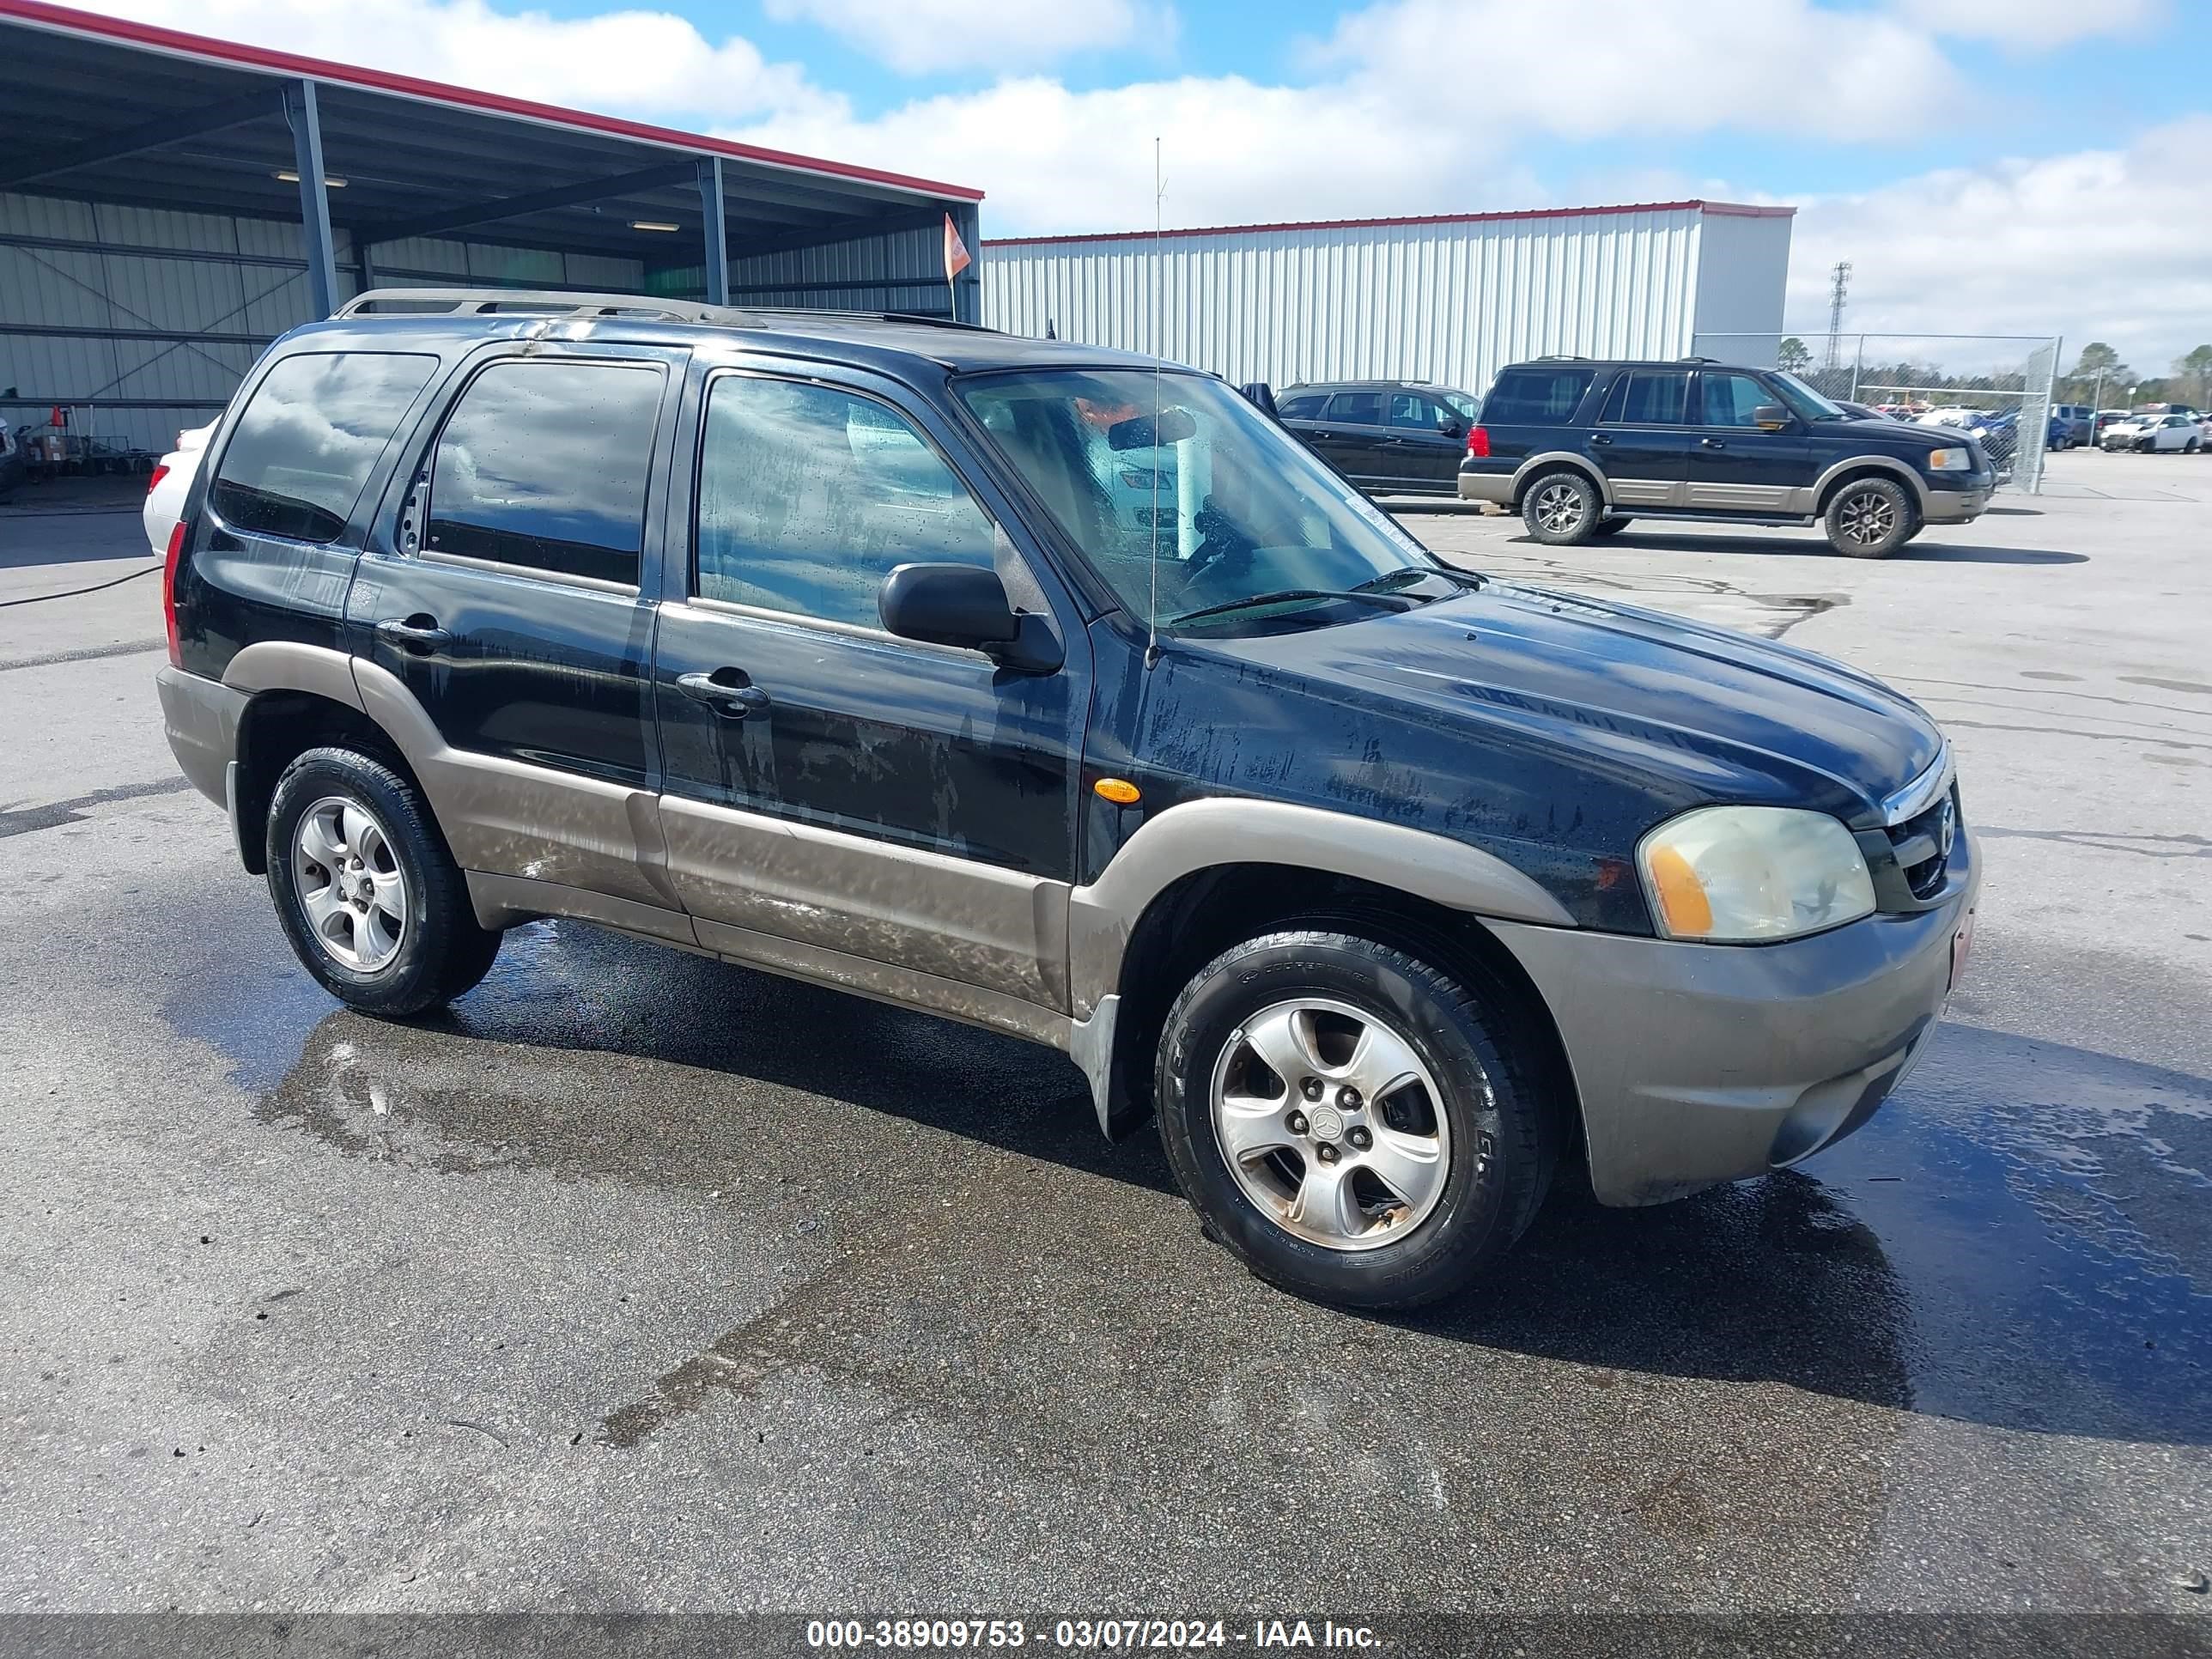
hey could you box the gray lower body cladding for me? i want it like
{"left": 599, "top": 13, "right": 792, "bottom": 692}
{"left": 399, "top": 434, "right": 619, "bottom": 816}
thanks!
{"left": 1486, "top": 833, "right": 1978, "bottom": 1206}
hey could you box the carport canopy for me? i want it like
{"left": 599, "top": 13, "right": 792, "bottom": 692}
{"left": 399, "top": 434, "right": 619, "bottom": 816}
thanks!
{"left": 0, "top": 0, "right": 982, "bottom": 315}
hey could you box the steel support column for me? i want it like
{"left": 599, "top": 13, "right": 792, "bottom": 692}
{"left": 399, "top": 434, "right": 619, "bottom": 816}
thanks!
{"left": 951, "top": 203, "right": 982, "bottom": 324}
{"left": 698, "top": 157, "right": 729, "bottom": 307}
{"left": 283, "top": 79, "right": 337, "bottom": 319}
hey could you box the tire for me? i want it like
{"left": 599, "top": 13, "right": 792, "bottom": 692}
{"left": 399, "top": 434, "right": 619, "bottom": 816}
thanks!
{"left": 1823, "top": 475, "right": 1917, "bottom": 558}
{"left": 1521, "top": 469, "right": 1601, "bottom": 545}
{"left": 1589, "top": 516, "right": 1631, "bottom": 538}
{"left": 2187, "top": 439, "right": 2202, "bottom": 454}
{"left": 265, "top": 746, "right": 502, "bottom": 1017}
{"left": 1154, "top": 930, "right": 1556, "bottom": 1310}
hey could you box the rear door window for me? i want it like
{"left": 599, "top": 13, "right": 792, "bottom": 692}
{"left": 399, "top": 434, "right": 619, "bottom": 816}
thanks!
{"left": 1482, "top": 366, "right": 1596, "bottom": 426}
{"left": 1606, "top": 371, "right": 1691, "bottom": 425}
{"left": 1326, "top": 392, "right": 1386, "bottom": 425}
{"left": 422, "top": 358, "right": 664, "bottom": 587}
{"left": 210, "top": 351, "right": 436, "bottom": 543}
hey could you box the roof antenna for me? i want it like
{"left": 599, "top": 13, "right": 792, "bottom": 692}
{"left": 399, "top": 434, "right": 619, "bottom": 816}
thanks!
{"left": 1146, "top": 135, "right": 1164, "bottom": 669}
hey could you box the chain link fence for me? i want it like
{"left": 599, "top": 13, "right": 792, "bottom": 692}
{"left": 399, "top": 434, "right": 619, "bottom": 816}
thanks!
{"left": 1692, "top": 331, "right": 2062, "bottom": 494}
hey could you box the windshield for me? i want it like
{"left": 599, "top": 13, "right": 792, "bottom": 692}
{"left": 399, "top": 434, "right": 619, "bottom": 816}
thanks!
{"left": 1769, "top": 371, "right": 1848, "bottom": 421}
{"left": 1439, "top": 390, "right": 1479, "bottom": 420}
{"left": 957, "top": 368, "right": 1441, "bottom": 632}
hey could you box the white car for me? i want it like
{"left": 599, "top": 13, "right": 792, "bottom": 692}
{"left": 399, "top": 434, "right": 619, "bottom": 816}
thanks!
{"left": 1916, "top": 406, "right": 1990, "bottom": 429}
{"left": 142, "top": 423, "right": 212, "bottom": 554}
{"left": 2101, "top": 412, "right": 2203, "bottom": 454}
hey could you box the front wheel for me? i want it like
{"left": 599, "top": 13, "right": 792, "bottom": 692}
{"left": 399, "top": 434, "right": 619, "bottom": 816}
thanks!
{"left": 1521, "top": 470, "right": 1601, "bottom": 545}
{"left": 1155, "top": 931, "right": 1556, "bottom": 1309}
{"left": 266, "top": 747, "right": 502, "bottom": 1017}
{"left": 1824, "top": 476, "right": 1917, "bottom": 558}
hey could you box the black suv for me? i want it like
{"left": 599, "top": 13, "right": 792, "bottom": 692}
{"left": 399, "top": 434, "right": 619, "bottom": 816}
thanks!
{"left": 1458, "top": 357, "right": 1996, "bottom": 556}
{"left": 1278, "top": 380, "right": 1480, "bottom": 496}
{"left": 156, "top": 291, "right": 1975, "bottom": 1310}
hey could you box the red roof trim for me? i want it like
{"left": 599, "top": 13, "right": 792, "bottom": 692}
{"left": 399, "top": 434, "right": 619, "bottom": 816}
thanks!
{"left": 0, "top": 0, "right": 984, "bottom": 204}
{"left": 985, "top": 199, "right": 1793, "bottom": 248}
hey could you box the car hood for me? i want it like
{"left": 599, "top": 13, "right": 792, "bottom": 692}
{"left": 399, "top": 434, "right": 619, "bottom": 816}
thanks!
{"left": 1202, "top": 581, "right": 1943, "bottom": 825}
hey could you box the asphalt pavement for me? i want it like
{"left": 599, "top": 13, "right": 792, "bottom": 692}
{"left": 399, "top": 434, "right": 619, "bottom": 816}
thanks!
{"left": 0, "top": 451, "right": 2206, "bottom": 1617}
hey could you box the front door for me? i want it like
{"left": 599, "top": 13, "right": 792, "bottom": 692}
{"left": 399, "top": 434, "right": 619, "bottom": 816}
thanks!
{"left": 344, "top": 343, "right": 684, "bottom": 908}
{"left": 1684, "top": 370, "right": 1809, "bottom": 512}
{"left": 652, "top": 363, "right": 1091, "bottom": 1012}
{"left": 1589, "top": 367, "right": 1695, "bottom": 507}
{"left": 1315, "top": 390, "right": 1395, "bottom": 486}
{"left": 1382, "top": 390, "right": 1465, "bottom": 491}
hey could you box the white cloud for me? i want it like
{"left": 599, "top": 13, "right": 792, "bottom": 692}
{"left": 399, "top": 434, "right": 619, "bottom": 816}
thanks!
{"left": 1922, "top": 0, "right": 2168, "bottom": 51}
{"left": 65, "top": 0, "right": 841, "bottom": 125}
{"left": 1787, "top": 118, "right": 2212, "bottom": 375}
{"left": 761, "top": 0, "right": 1178, "bottom": 76}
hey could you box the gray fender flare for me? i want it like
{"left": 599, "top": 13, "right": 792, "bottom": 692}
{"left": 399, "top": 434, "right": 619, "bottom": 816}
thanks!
{"left": 1065, "top": 797, "right": 1575, "bottom": 1022}
{"left": 1811, "top": 455, "right": 1929, "bottom": 514}
{"left": 1510, "top": 451, "right": 1612, "bottom": 508}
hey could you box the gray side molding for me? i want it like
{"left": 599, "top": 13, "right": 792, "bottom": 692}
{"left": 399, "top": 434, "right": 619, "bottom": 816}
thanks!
{"left": 1066, "top": 798, "right": 1575, "bottom": 1017}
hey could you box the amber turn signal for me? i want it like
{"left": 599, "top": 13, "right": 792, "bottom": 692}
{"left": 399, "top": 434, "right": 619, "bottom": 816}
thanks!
{"left": 1093, "top": 777, "right": 1141, "bottom": 805}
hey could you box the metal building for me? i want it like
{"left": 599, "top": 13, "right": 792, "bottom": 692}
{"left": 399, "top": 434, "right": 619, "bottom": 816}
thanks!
{"left": 0, "top": 0, "right": 982, "bottom": 461}
{"left": 982, "top": 201, "right": 1795, "bottom": 398}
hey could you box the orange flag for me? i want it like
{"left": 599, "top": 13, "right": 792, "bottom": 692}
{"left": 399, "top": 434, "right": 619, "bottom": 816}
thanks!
{"left": 943, "top": 212, "right": 972, "bottom": 282}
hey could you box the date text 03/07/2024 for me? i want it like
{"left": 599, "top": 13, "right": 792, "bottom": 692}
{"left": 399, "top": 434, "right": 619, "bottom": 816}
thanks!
{"left": 804, "top": 1619, "right": 1382, "bottom": 1649}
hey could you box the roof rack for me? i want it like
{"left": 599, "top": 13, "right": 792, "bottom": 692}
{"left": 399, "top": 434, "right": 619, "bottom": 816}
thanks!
{"left": 1533, "top": 354, "right": 1592, "bottom": 362}
{"left": 744, "top": 306, "right": 997, "bottom": 333}
{"left": 335, "top": 287, "right": 757, "bottom": 326}
{"left": 1674, "top": 356, "right": 1722, "bottom": 364}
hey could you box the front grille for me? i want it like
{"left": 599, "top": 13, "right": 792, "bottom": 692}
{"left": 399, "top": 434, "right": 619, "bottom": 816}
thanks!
{"left": 1886, "top": 783, "right": 1960, "bottom": 900}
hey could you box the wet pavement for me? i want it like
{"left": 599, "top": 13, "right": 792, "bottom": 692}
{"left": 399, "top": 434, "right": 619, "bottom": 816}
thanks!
{"left": 1, "top": 449, "right": 2207, "bottom": 1613}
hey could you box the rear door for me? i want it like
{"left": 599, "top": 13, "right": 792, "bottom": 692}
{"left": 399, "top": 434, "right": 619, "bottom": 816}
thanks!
{"left": 651, "top": 360, "right": 1091, "bottom": 1012}
{"left": 1316, "top": 390, "right": 1393, "bottom": 484}
{"left": 1684, "top": 369, "right": 1808, "bottom": 512}
{"left": 343, "top": 341, "right": 687, "bottom": 913}
{"left": 1590, "top": 368, "right": 1694, "bottom": 507}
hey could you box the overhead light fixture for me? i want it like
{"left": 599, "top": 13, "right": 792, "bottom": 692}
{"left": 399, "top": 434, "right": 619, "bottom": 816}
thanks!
{"left": 629, "top": 220, "right": 681, "bottom": 233}
{"left": 273, "top": 170, "right": 348, "bottom": 187}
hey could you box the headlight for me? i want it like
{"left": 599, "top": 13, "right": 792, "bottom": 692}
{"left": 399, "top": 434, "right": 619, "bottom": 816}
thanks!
{"left": 1638, "top": 806, "right": 1876, "bottom": 943}
{"left": 1923, "top": 447, "right": 1972, "bottom": 471}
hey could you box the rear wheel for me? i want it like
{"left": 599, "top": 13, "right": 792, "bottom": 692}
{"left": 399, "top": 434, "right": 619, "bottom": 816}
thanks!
{"left": 1824, "top": 476, "right": 1917, "bottom": 559}
{"left": 1155, "top": 930, "right": 1556, "bottom": 1310}
{"left": 1521, "top": 470, "right": 1601, "bottom": 545}
{"left": 266, "top": 746, "right": 501, "bottom": 1016}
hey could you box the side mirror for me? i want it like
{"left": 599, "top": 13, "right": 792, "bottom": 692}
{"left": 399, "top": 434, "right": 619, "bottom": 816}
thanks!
{"left": 1108, "top": 408, "right": 1196, "bottom": 451}
{"left": 1438, "top": 416, "right": 1465, "bottom": 438}
{"left": 879, "top": 562, "right": 1061, "bottom": 672}
{"left": 1753, "top": 404, "right": 1790, "bottom": 431}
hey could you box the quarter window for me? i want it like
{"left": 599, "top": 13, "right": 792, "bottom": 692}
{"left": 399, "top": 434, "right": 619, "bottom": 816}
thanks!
{"left": 211, "top": 351, "right": 436, "bottom": 543}
{"left": 1326, "top": 392, "right": 1386, "bottom": 425}
{"left": 1700, "top": 373, "right": 1775, "bottom": 428}
{"left": 424, "top": 359, "right": 662, "bottom": 586}
{"left": 695, "top": 376, "right": 997, "bottom": 629}
{"left": 1481, "top": 366, "right": 1596, "bottom": 426}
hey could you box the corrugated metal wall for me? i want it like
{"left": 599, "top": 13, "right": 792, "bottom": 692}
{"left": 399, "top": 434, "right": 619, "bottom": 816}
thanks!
{"left": 981, "top": 206, "right": 1763, "bottom": 397}
{"left": 726, "top": 218, "right": 964, "bottom": 316}
{"left": 0, "top": 191, "right": 644, "bottom": 457}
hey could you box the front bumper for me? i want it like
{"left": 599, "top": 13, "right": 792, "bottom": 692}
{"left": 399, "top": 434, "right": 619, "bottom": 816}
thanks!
{"left": 1922, "top": 482, "right": 1991, "bottom": 524}
{"left": 1487, "top": 830, "right": 1978, "bottom": 1206}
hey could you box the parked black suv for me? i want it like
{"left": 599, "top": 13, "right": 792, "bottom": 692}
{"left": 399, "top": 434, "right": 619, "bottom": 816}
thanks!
{"left": 1459, "top": 357, "right": 1996, "bottom": 556}
{"left": 156, "top": 292, "right": 1975, "bottom": 1310}
{"left": 1278, "top": 380, "right": 1480, "bottom": 495}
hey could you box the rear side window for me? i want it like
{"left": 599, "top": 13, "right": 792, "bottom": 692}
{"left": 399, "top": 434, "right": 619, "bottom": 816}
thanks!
{"left": 1326, "top": 392, "right": 1385, "bottom": 424}
{"left": 211, "top": 352, "right": 435, "bottom": 543}
{"left": 1482, "top": 366, "right": 1596, "bottom": 426}
{"left": 423, "top": 359, "right": 663, "bottom": 587}
{"left": 1604, "top": 370, "right": 1691, "bottom": 425}
{"left": 695, "top": 375, "right": 997, "bottom": 630}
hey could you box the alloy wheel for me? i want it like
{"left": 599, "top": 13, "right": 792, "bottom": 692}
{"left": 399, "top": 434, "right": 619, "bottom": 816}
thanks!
{"left": 1533, "top": 481, "right": 1584, "bottom": 535}
{"left": 1837, "top": 489, "right": 1896, "bottom": 547}
{"left": 1210, "top": 997, "right": 1455, "bottom": 1251}
{"left": 293, "top": 795, "right": 410, "bottom": 972}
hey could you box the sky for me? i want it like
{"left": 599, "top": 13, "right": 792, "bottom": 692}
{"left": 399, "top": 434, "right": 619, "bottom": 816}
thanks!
{"left": 76, "top": 0, "right": 2212, "bottom": 375}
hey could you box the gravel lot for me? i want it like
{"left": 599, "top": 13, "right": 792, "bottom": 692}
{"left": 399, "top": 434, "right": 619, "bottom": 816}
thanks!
{"left": 0, "top": 449, "right": 2206, "bottom": 1617}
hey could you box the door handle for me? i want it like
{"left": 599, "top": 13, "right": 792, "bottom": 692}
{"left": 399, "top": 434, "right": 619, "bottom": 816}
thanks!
{"left": 677, "top": 670, "right": 770, "bottom": 720}
{"left": 1589, "top": 434, "right": 1613, "bottom": 447}
{"left": 376, "top": 616, "right": 451, "bottom": 653}
{"left": 1700, "top": 437, "right": 1727, "bottom": 449}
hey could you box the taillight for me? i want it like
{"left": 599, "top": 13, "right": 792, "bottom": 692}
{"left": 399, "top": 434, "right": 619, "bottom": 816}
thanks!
{"left": 146, "top": 462, "right": 169, "bottom": 496}
{"left": 1466, "top": 425, "right": 1491, "bottom": 458}
{"left": 162, "top": 520, "right": 186, "bottom": 667}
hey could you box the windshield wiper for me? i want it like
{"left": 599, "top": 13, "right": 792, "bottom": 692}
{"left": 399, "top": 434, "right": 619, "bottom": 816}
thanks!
{"left": 1168, "top": 588, "right": 1413, "bottom": 626}
{"left": 1354, "top": 564, "right": 1485, "bottom": 595}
